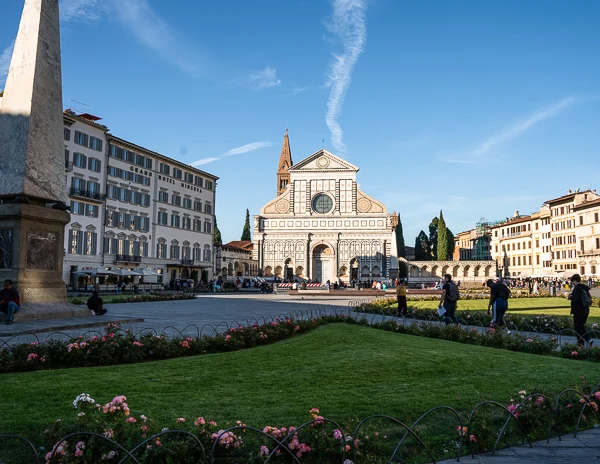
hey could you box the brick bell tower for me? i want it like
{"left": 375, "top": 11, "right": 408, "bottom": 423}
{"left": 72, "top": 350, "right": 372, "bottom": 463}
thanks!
{"left": 277, "top": 129, "right": 293, "bottom": 197}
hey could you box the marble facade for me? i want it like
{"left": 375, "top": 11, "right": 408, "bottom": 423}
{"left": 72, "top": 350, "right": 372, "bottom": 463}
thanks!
{"left": 254, "top": 133, "right": 399, "bottom": 283}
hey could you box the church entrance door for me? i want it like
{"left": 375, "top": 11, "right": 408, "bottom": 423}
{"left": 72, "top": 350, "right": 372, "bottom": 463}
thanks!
{"left": 312, "top": 244, "right": 334, "bottom": 283}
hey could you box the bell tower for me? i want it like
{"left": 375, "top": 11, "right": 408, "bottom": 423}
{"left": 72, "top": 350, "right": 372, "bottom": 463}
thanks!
{"left": 277, "top": 129, "right": 293, "bottom": 196}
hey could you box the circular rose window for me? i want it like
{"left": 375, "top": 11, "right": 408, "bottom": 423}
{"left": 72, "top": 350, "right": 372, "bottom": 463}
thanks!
{"left": 312, "top": 193, "right": 334, "bottom": 214}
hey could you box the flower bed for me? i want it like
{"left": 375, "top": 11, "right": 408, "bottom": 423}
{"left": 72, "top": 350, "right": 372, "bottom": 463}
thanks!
{"left": 27, "top": 377, "right": 600, "bottom": 463}
{"left": 355, "top": 299, "right": 600, "bottom": 333}
{"left": 3, "top": 310, "right": 600, "bottom": 376}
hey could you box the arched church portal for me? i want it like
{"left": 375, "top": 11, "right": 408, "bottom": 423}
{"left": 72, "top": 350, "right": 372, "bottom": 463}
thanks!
{"left": 312, "top": 244, "right": 334, "bottom": 283}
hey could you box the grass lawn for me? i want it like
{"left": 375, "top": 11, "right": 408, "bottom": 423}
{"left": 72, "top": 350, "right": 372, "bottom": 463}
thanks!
{"left": 2, "top": 324, "right": 600, "bottom": 442}
{"left": 409, "top": 296, "right": 600, "bottom": 323}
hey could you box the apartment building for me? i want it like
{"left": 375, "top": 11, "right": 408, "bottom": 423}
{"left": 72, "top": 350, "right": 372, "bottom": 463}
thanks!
{"left": 547, "top": 190, "right": 599, "bottom": 273}
{"left": 63, "top": 112, "right": 108, "bottom": 285}
{"left": 574, "top": 198, "right": 600, "bottom": 276}
{"left": 62, "top": 111, "right": 218, "bottom": 287}
{"left": 490, "top": 212, "right": 537, "bottom": 277}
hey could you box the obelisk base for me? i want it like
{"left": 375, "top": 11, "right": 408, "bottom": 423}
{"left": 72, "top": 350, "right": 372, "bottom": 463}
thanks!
{"left": 0, "top": 203, "right": 90, "bottom": 320}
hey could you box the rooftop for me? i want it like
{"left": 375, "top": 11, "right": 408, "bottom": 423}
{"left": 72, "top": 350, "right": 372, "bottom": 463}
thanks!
{"left": 545, "top": 189, "right": 594, "bottom": 205}
{"left": 222, "top": 240, "right": 253, "bottom": 252}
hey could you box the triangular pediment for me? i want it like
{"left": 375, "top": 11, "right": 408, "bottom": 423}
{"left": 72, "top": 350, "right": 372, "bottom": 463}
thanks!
{"left": 289, "top": 149, "right": 359, "bottom": 173}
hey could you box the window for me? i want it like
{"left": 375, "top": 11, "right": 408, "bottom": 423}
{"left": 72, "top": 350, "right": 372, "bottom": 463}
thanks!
{"left": 158, "top": 211, "right": 168, "bottom": 225}
{"left": 74, "top": 131, "right": 89, "bottom": 147}
{"left": 173, "top": 168, "right": 182, "bottom": 179}
{"left": 70, "top": 201, "right": 84, "bottom": 215}
{"left": 171, "top": 214, "right": 180, "bottom": 228}
{"left": 71, "top": 177, "right": 86, "bottom": 191}
{"left": 205, "top": 180, "right": 213, "bottom": 191}
{"left": 119, "top": 188, "right": 129, "bottom": 203}
{"left": 157, "top": 242, "right": 167, "bottom": 258}
{"left": 172, "top": 194, "right": 181, "bottom": 206}
{"left": 592, "top": 265, "right": 597, "bottom": 274}
{"left": 580, "top": 216, "right": 584, "bottom": 226}
{"left": 312, "top": 194, "right": 334, "bottom": 214}
{"left": 64, "top": 128, "right": 71, "bottom": 141}
{"left": 204, "top": 221, "right": 212, "bottom": 234}
{"left": 536, "top": 255, "right": 540, "bottom": 265}
{"left": 184, "top": 172, "right": 194, "bottom": 183}
{"left": 88, "top": 158, "right": 102, "bottom": 172}
{"left": 160, "top": 163, "right": 170, "bottom": 175}
{"left": 107, "top": 185, "right": 120, "bottom": 199}
{"left": 204, "top": 202, "right": 212, "bottom": 214}
{"left": 73, "top": 152, "right": 87, "bottom": 168}
{"left": 170, "top": 244, "right": 180, "bottom": 259}
{"left": 596, "top": 238, "right": 600, "bottom": 250}
{"left": 203, "top": 246, "right": 212, "bottom": 262}
{"left": 86, "top": 204, "right": 99, "bottom": 217}
{"left": 195, "top": 176, "right": 203, "bottom": 187}
{"left": 183, "top": 198, "right": 192, "bottom": 209}
{"left": 183, "top": 217, "right": 191, "bottom": 230}
{"left": 194, "top": 200, "right": 202, "bottom": 212}
{"left": 89, "top": 136, "right": 103, "bottom": 152}
{"left": 140, "top": 193, "right": 151, "bottom": 207}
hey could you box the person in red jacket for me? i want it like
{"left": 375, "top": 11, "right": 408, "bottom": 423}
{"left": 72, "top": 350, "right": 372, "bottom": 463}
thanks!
{"left": 0, "top": 279, "right": 21, "bottom": 324}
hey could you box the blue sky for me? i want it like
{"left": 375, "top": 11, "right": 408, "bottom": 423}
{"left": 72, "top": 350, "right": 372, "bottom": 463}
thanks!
{"left": 2, "top": 0, "right": 600, "bottom": 245}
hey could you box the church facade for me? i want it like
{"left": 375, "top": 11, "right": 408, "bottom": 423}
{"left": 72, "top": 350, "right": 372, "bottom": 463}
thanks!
{"left": 253, "top": 132, "right": 398, "bottom": 283}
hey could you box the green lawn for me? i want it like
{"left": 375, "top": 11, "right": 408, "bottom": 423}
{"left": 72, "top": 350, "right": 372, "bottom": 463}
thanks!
{"left": 2, "top": 324, "right": 600, "bottom": 441}
{"left": 409, "top": 296, "right": 600, "bottom": 323}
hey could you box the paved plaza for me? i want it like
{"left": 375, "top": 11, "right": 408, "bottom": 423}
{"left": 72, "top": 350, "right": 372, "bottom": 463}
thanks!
{"left": 0, "top": 293, "right": 358, "bottom": 338}
{"left": 439, "top": 427, "right": 600, "bottom": 463}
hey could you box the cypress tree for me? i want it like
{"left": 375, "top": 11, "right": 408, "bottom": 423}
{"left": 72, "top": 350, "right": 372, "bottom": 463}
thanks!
{"left": 415, "top": 231, "right": 430, "bottom": 260}
{"left": 214, "top": 217, "right": 222, "bottom": 245}
{"left": 241, "top": 209, "right": 251, "bottom": 241}
{"left": 395, "top": 213, "right": 406, "bottom": 258}
{"left": 446, "top": 227, "right": 455, "bottom": 261}
{"left": 428, "top": 217, "right": 439, "bottom": 260}
{"left": 437, "top": 210, "right": 449, "bottom": 260}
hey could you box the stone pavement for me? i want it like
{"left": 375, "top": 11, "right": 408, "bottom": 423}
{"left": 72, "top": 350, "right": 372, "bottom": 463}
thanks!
{"left": 438, "top": 427, "right": 600, "bottom": 463}
{"left": 0, "top": 293, "right": 356, "bottom": 339}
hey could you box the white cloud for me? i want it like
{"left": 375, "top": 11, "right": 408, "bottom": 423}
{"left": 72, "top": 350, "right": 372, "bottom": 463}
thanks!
{"left": 445, "top": 97, "right": 595, "bottom": 164}
{"left": 107, "top": 0, "right": 201, "bottom": 78}
{"left": 190, "top": 141, "right": 272, "bottom": 167}
{"left": 223, "top": 141, "right": 273, "bottom": 156}
{"left": 0, "top": 41, "right": 15, "bottom": 86}
{"left": 289, "top": 86, "right": 308, "bottom": 96}
{"left": 249, "top": 67, "right": 281, "bottom": 89}
{"left": 324, "top": 0, "right": 367, "bottom": 153}
{"left": 190, "top": 157, "right": 220, "bottom": 167}
{"left": 58, "top": 0, "right": 200, "bottom": 77}
{"left": 60, "top": 0, "right": 104, "bottom": 22}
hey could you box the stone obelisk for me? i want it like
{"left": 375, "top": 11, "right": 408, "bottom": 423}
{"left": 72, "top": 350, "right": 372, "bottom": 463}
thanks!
{"left": 0, "top": 0, "right": 84, "bottom": 318}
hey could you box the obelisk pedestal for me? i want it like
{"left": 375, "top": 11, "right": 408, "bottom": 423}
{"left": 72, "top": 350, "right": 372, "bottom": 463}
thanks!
{"left": 0, "top": 0, "right": 89, "bottom": 319}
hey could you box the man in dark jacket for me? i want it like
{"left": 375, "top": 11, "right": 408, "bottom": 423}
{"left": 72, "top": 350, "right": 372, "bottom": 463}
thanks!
{"left": 0, "top": 279, "right": 20, "bottom": 324}
{"left": 86, "top": 291, "right": 107, "bottom": 315}
{"left": 569, "top": 274, "right": 592, "bottom": 346}
{"left": 487, "top": 277, "right": 511, "bottom": 327}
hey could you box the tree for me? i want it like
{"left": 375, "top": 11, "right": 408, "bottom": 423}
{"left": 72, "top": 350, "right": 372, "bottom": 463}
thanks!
{"left": 428, "top": 217, "right": 439, "bottom": 260}
{"left": 240, "top": 209, "right": 251, "bottom": 241}
{"left": 437, "top": 210, "right": 449, "bottom": 261}
{"left": 395, "top": 213, "right": 405, "bottom": 258}
{"left": 446, "top": 227, "right": 455, "bottom": 261}
{"left": 414, "top": 231, "right": 430, "bottom": 260}
{"left": 214, "top": 217, "right": 222, "bottom": 245}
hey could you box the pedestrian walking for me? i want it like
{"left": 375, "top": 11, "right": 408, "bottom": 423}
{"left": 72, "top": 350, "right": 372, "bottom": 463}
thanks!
{"left": 487, "top": 277, "right": 511, "bottom": 327}
{"left": 568, "top": 274, "right": 593, "bottom": 346}
{"left": 396, "top": 280, "right": 407, "bottom": 316}
{"left": 438, "top": 274, "right": 460, "bottom": 325}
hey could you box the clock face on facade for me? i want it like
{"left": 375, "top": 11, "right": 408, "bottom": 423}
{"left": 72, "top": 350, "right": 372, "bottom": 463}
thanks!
{"left": 312, "top": 193, "right": 334, "bottom": 214}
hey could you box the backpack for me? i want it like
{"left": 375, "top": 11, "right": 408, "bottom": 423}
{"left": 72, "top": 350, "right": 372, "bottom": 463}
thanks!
{"left": 498, "top": 284, "right": 510, "bottom": 300}
{"left": 446, "top": 281, "right": 460, "bottom": 302}
{"left": 581, "top": 286, "right": 592, "bottom": 308}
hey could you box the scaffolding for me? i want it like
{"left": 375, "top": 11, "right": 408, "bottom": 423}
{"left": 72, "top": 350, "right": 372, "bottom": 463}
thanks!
{"left": 474, "top": 217, "right": 502, "bottom": 260}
